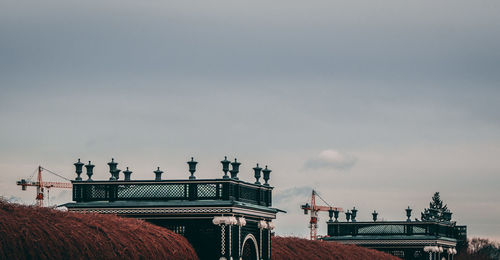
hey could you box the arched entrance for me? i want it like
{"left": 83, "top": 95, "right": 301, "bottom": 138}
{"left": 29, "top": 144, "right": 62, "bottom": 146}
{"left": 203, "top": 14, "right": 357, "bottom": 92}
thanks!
{"left": 241, "top": 234, "right": 259, "bottom": 260}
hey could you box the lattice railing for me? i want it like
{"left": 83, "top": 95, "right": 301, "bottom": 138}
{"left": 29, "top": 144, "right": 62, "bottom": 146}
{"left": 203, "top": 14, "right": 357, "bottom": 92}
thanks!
{"left": 240, "top": 185, "right": 258, "bottom": 202}
{"left": 72, "top": 180, "right": 272, "bottom": 206}
{"left": 117, "top": 184, "right": 186, "bottom": 199}
{"left": 331, "top": 222, "right": 455, "bottom": 237}
{"left": 197, "top": 183, "right": 217, "bottom": 198}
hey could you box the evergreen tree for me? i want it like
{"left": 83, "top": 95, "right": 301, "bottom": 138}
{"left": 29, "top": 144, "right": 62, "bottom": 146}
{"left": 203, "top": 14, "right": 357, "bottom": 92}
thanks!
{"left": 421, "top": 192, "right": 451, "bottom": 222}
{"left": 429, "top": 192, "right": 448, "bottom": 212}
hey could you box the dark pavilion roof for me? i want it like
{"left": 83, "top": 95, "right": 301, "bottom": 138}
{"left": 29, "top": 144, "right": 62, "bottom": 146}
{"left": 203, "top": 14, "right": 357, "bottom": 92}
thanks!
{"left": 62, "top": 199, "right": 281, "bottom": 214}
{"left": 323, "top": 235, "right": 457, "bottom": 242}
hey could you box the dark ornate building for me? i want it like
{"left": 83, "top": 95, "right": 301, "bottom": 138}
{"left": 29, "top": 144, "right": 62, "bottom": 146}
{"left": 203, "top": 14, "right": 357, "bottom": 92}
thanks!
{"left": 321, "top": 193, "right": 467, "bottom": 260}
{"left": 64, "top": 157, "right": 282, "bottom": 260}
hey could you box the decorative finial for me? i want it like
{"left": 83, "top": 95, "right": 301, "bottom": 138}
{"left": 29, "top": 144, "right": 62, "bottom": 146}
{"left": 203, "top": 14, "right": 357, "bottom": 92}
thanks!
{"left": 108, "top": 158, "right": 118, "bottom": 180}
{"left": 345, "top": 210, "right": 352, "bottom": 222}
{"left": 262, "top": 165, "right": 272, "bottom": 186}
{"left": 74, "top": 158, "right": 84, "bottom": 181}
{"left": 406, "top": 206, "right": 412, "bottom": 222}
{"left": 112, "top": 169, "right": 121, "bottom": 180}
{"left": 328, "top": 208, "right": 334, "bottom": 222}
{"left": 154, "top": 167, "right": 163, "bottom": 181}
{"left": 253, "top": 163, "right": 262, "bottom": 185}
{"left": 123, "top": 167, "right": 132, "bottom": 181}
{"left": 221, "top": 156, "right": 231, "bottom": 179}
{"left": 230, "top": 158, "right": 241, "bottom": 180}
{"left": 333, "top": 208, "right": 340, "bottom": 222}
{"left": 351, "top": 207, "right": 358, "bottom": 222}
{"left": 84, "top": 161, "right": 95, "bottom": 181}
{"left": 187, "top": 157, "right": 198, "bottom": 180}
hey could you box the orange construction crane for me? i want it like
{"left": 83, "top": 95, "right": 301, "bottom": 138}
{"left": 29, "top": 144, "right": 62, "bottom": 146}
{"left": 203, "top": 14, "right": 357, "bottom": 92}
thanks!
{"left": 301, "top": 190, "right": 343, "bottom": 240}
{"left": 17, "top": 166, "right": 72, "bottom": 207}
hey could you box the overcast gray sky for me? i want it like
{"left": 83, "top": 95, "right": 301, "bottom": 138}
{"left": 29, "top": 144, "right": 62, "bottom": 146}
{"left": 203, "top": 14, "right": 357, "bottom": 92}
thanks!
{"left": 1, "top": 0, "right": 499, "bottom": 240}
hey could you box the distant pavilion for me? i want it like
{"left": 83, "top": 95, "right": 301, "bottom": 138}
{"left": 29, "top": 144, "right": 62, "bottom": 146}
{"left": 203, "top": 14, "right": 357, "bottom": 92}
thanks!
{"left": 64, "top": 157, "right": 283, "bottom": 260}
{"left": 321, "top": 193, "right": 467, "bottom": 260}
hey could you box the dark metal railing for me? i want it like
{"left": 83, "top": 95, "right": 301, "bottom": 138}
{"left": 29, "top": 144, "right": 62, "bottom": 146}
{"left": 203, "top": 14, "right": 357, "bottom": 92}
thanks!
{"left": 72, "top": 179, "right": 273, "bottom": 207}
{"left": 327, "top": 221, "right": 457, "bottom": 238}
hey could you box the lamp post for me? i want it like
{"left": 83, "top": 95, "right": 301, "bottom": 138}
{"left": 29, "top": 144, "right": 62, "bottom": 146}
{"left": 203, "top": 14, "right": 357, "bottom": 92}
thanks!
{"left": 213, "top": 216, "right": 238, "bottom": 260}
{"left": 424, "top": 246, "right": 441, "bottom": 260}
{"left": 237, "top": 217, "right": 247, "bottom": 259}
{"left": 423, "top": 246, "right": 431, "bottom": 260}
{"left": 267, "top": 221, "right": 275, "bottom": 259}
{"left": 449, "top": 248, "right": 457, "bottom": 260}
{"left": 258, "top": 220, "right": 269, "bottom": 259}
{"left": 447, "top": 248, "right": 456, "bottom": 260}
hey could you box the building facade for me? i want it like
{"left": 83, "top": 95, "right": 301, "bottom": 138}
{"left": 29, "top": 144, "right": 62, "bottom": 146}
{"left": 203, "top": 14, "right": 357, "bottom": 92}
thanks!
{"left": 321, "top": 202, "right": 467, "bottom": 260}
{"left": 64, "top": 158, "right": 280, "bottom": 260}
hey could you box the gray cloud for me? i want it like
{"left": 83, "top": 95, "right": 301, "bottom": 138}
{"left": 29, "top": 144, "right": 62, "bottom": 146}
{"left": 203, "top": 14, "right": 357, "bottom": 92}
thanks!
{"left": 1, "top": 196, "right": 23, "bottom": 204}
{"left": 0, "top": 0, "right": 499, "bottom": 241}
{"left": 304, "top": 149, "right": 357, "bottom": 170}
{"left": 273, "top": 186, "right": 313, "bottom": 205}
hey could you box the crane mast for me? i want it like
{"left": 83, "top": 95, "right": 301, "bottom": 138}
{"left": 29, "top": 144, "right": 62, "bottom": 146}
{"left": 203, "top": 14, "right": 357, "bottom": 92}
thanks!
{"left": 301, "top": 190, "right": 343, "bottom": 240}
{"left": 17, "top": 166, "right": 72, "bottom": 207}
{"left": 36, "top": 166, "right": 43, "bottom": 206}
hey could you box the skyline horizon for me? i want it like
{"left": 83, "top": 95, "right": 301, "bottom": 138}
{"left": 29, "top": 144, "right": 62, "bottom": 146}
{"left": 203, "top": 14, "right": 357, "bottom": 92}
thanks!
{"left": 3, "top": 154, "right": 497, "bottom": 242}
{"left": 1, "top": 0, "right": 499, "bottom": 245}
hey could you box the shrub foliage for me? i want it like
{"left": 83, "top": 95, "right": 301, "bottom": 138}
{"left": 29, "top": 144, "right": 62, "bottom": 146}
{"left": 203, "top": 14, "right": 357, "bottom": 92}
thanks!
{"left": 0, "top": 201, "right": 199, "bottom": 260}
{"left": 271, "top": 236, "right": 400, "bottom": 260}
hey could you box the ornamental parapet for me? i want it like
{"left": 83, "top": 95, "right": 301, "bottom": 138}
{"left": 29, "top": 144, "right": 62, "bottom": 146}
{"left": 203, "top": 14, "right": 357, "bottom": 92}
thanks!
{"left": 71, "top": 157, "right": 273, "bottom": 207}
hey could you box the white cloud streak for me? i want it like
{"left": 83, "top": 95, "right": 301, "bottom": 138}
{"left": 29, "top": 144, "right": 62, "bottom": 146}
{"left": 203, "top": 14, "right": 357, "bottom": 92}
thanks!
{"left": 304, "top": 149, "right": 357, "bottom": 170}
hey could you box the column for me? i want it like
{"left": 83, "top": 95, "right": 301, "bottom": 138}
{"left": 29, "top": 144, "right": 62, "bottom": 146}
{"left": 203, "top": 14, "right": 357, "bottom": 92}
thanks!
{"left": 267, "top": 221, "right": 275, "bottom": 260}
{"left": 237, "top": 217, "right": 246, "bottom": 260}
{"left": 213, "top": 216, "right": 237, "bottom": 260}
{"left": 258, "top": 220, "right": 268, "bottom": 260}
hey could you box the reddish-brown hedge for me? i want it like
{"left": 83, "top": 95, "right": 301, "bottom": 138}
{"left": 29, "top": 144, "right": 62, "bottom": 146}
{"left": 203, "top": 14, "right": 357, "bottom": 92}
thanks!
{"left": 0, "top": 201, "right": 199, "bottom": 260}
{"left": 0, "top": 200, "right": 402, "bottom": 260}
{"left": 272, "top": 236, "right": 399, "bottom": 260}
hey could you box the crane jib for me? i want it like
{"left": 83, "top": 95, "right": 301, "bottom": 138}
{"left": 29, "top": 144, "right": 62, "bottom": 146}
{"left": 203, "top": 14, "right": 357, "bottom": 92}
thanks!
{"left": 16, "top": 166, "right": 72, "bottom": 207}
